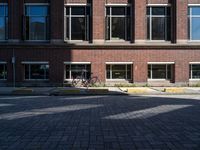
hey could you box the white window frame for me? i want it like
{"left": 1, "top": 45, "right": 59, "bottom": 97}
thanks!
{"left": 105, "top": 5, "right": 131, "bottom": 41}
{"left": 22, "top": 62, "right": 49, "bottom": 81}
{"left": 24, "top": 3, "right": 49, "bottom": 42}
{"left": 0, "top": 62, "right": 7, "bottom": 80}
{"left": 0, "top": 3, "right": 8, "bottom": 42}
{"left": 188, "top": 5, "right": 200, "bottom": 42}
{"left": 64, "top": 4, "right": 90, "bottom": 42}
{"left": 147, "top": 6, "right": 171, "bottom": 42}
{"left": 148, "top": 62, "right": 174, "bottom": 81}
{"left": 64, "top": 62, "right": 91, "bottom": 80}
{"left": 189, "top": 62, "right": 200, "bottom": 80}
{"left": 106, "top": 63, "right": 133, "bottom": 81}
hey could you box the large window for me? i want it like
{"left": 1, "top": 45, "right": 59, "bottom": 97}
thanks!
{"left": 65, "top": 6, "right": 90, "bottom": 41}
{"left": 0, "top": 64, "right": 7, "bottom": 80}
{"left": 190, "top": 64, "right": 200, "bottom": 79}
{"left": 106, "top": 64, "right": 132, "bottom": 80}
{"left": 148, "top": 64, "right": 173, "bottom": 80}
{"left": 147, "top": 7, "right": 171, "bottom": 41}
{"left": 0, "top": 4, "right": 8, "bottom": 40}
{"left": 105, "top": 6, "right": 131, "bottom": 41}
{"left": 65, "top": 64, "right": 91, "bottom": 79}
{"left": 188, "top": 7, "right": 200, "bottom": 40}
{"left": 24, "top": 5, "right": 49, "bottom": 41}
{"left": 24, "top": 63, "right": 49, "bottom": 80}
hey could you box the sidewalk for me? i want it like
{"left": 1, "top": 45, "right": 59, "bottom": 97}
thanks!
{"left": 0, "top": 87, "right": 200, "bottom": 96}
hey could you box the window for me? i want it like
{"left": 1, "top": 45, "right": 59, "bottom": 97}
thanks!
{"left": 0, "top": 64, "right": 7, "bottom": 80}
{"left": 24, "top": 5, "right": 49, "bottom": 41}
{"left": 147, "top": 6, "right": 171, "bottom": 41}
{"left": 188, "top": 7, "right": 200, "bottom": 40}
{"left": 190, "top": 64, "right": 200, "bottom": 79}
{"left": 105, "top": 6, "right": 131, "bottom": 41}
{"left": 0, "top": 4, "right": 8, "bottom": 40}
{"left": 148, "top": 64, "right": 173, "bottom": 80}
{"left": 24, "top": 64, "right": 49, "bottom": 80}
{"left": 65, "top": 6, "right": 91, "bottom": 41}
{"left": 65, "top": 64, "right": 91, "bottom": 79}
{"left": 106, "top": 64, "right": 132, "bottom": 80}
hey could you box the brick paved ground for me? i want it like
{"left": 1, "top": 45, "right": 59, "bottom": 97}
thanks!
{"left": 0, "top": 95, "right": 200, "bottom": 150}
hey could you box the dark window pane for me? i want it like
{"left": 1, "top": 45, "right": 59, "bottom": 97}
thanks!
{"left": 147, "top": 17, "right": 150, "bottom": 40}
{"left": 71, "top": 7, "right": 85, "bottom": 15}
{"left": 0, "top": 5, "right": 6, "bottom": 16}
{"left": 112, "top": 65, "right": 126, "bottom": 79}
{"left": 30, "top": 64, "right": 49, "bottom": 79}
{"left": 0, "top": 64, "right": 7, "bottom": 79}
{"left": 106, "top": 65, "right": 111, "bottom": 79}
{"left": 148, "top": 65, "right": 151, "bottom": 78}
{"left": 29, "top": 17, "right": 46, "bottom": 40}
{"left": 191, "top": 7, "right": 200, "bottom": 15}
{"left": 112, "top": 17, "right": 125, "bottom": 40}
{"left": 66, "top": 17, "right": 69, "bottom": 40}
{"left": 167, "top": 65, "right": 172, "bottom": 79}
{"left": 66, "top": 7, "right": 69, "bottom": 15}
{"left": 191, "top": 17, "right": 200, "bottom": 40}
{"left": 192, "top": 65, "right": 200, "bottom": 79}
{"left": 71, "top": 17, "right": 85, "bottom": 40}
{"left": 70, "top": 65, "right": 91, "bottom": 79}
{"left": 152, "top": 17, "right": 165, "bottom": 40}
{"left": 105, "top": 16, "right": 110, "bottom": 40}
{"left": 147, "top": 7, "right": 150, "bottom": 15}
{"left": 106, "top": 7, "right": 110, "bottom": 15}
{"left": 112, "top": 7, "right": 125, "bottom": 15}
{"left": 152, "top": 7, "right": 165, "bottom": 15}
{"left": 167, "top": 17, "right": 171, "bottom": 41}
{"left": 167, "top": 7, "right": 171, "bottom": 16}
{"left": 152, "top": 65, "right": 166, "bottom": 79}
{"left": 26, "top": 6, "right": 48, "bottom": 16}
{"left": 0, "top": 17, "right": 5, "bottom": 40}
{"left": 25, "top": 65, "right": 29, "bottom": 79}
{"left": 126, "top": 17, "right": 131, "bottom": 41}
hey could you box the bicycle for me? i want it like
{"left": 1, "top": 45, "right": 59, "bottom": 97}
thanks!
{"left": 72, "top": 70, "right": 101, "bottom": 87}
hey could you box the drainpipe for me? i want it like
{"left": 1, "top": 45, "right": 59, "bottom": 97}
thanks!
{"left": 12, "top": 49, "right": 16, "bottom": 88}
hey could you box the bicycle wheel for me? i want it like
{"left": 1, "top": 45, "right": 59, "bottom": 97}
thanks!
{"left": 89, "top": 76, "right": 101, "bottom": 87}
{"left": 72, "top": 76, "right": 81, "bottom": 87}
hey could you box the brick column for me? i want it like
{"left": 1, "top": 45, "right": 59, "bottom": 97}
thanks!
{"left": 176, "top": 0, "right": 188, "bottom": 43}
{"left": 134, "top": 0, "right": 146, "bottom": 43}
{"left": 92, "top": 0, "right": 105, "bottom": 44}
{"left": 8, "top": 0, "right": 23, "bottom": 42}
{"left": 133, "top": 62, "right": 147, "bottom": 84}
{"left": 50, "top": 0, "right": 64, "bottom": 43}
{"left": 175, "top": 61, "right": 189, "bottom": 86}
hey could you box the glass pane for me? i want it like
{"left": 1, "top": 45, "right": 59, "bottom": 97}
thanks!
{"left": 167, "top": 65, "right": 172, "bottom": 79}
{"left": 0, "top": 5, "right": 7, "bottom": 16}
{"left": 0, "top": 17, "right": 5, "bottom": 40}
{"left": 126, "top": 17, "right": 131, "bottom": 40}
{"left": 127, "top": 65, "right": 132, "bottom": 79}
{"left": 166, "top": 17, "right": 171, "bottom": 41}
{"left": 152, "top": 65, "right": 166, "bottom": 79}
{"left": 112, "top": 17, "right": 125, "bottom": 40}
{"left": 71, "top": 65, "right": 90, "bottom": 79}
{"left": 30, "top": 64, "right": 49, "bottom": 79}
{"left": 26, "top": 6, "right": 48, "bottom": 16}
{"left": 66, "top": 17, "right": 69, "bottom": 40}
{"left": 71, "top": 17, "right": 85, "bottom": 40}
{"left": 152, "top": 17, "right": 165, "bottom": 40}
{"left": 152, "top": 7, "right": 165, "bottom": 15}
{"left": 192, "top": 65, "right": 200, "bottom": 79}
{"left": 0, "top": 64, "right": 6, "bottom": 79}
{"left": 112, "top": 7, "right": 125, "bottom": 15}
{"left": 167, "top": 7, "right": 171, "bottom": 16}
{"left": 106, "top": 7, "right": 110, "bottom": 15}
{"left": 66, "top": 7, "right": 69, "bottom": 15}
{"left": 29, "top": 17, "right": 46, "bottom": 40}
{"left": 148, "top": 65, "right": 151, "bottom": 78}
{"left": 191, "top": 17, "right": 200, "bottom": 40}
{"left": 105, "top": 16, "right": 110, "bottom": 40}
{"left": 71, "top": 7, "right": 85, "bottom": 15}
{"left": 147, "top": 17, "right": 150, "bottom": 40}
{"left": 147, "top": 7, "right": 150, "bottom": 15}
{"left": 191, "top": 7, "right": 200, "bottom": 15}
{"left": 106, "top": 65, "right": 111, "bottom": 79}
{"left": 112, "top": 65, "right": 126, "bottom": 79}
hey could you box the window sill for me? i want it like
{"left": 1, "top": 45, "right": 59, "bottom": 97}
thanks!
{"left": 148, "top": 79, "right": 171, "bottom": 81}
{"left": 24, "top": 40, "right": 50, "bottom": 43}
{"left": 64, "top": 40, "right": 90, "bottom": 44}
{"left": 24, "top": 79, "right": 49, "bottom": 81}
{"left": 106, "top": 79, "right": 131, "bottom": 81}
{"left": 189, "top": 79, "right": 200, "bottom": 81}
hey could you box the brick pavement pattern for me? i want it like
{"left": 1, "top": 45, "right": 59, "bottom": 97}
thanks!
{"left": 0, "top": 95, "right": 200, "bottom": 150}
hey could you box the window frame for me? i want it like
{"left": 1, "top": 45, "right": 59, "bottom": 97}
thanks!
{"left": 64, "top": 4, "right": 91, "bottom": 42}
{"left": 0, "top": 62, "right": 7, "bottom": 80}
{"left": 106, "top": 63, "right": 133, "bottom": 81}
{"left": 22, "top": 62, "right": 49, "bottom": 81}
{"left": 0, "top": 3, "right": 8, "bottom": 41}
{"left": 188, "top": 5, "right": 200, "bottom": 42}
{"left": 105, "top": 4, "right": 131, "bottom": 42}
{"left": 24, "top": 3, "right": 49, "bottom": 42}
{"left": 189, "top": 63, "right": 200, "bottom": 80}
{"left": 64, "top": 62, "right": 91, "bottom": 80}
{"left": 147, "top": 5, "right": 171, "bottom": 42}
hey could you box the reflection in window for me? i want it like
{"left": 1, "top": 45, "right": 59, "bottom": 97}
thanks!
{"left": 25, "top": 64, "right": 49, "bottom": 80}
{"left": 106, "top": 64, "right": 132, "bottom": 80}
{"left": 0, "top": 5, "right": 8, "bottom": 40}
{"left": 188, "top": 7, "right": 200, "bottom": 40}
{"left": 65, "top": 64, "right": 91, "bottom": 79}
{"left": 148, "top": 64, "right": 173, "bottom": 80}
{"left": 25, "top": 5, "right": 49, "bottom": 40}
{"left": 65, "top": 6, "right": 90, "bottom": 41}
{"left": 0, "top": 64, "right": 7, "bottom": 80}
{"left": 105, "top": 6, "right": 131, "bottom": 41}
{"left": 190, "top": 64, "right": 200, "bottom": 79}
{"left": 147, "top": 7, "right": 171, "bottom": 41}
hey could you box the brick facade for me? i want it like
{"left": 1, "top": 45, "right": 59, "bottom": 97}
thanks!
{"left": 0, "top": 0, "right": 200, "bottom": 86}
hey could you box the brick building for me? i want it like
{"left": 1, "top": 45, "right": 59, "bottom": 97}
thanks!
{"left": 0, "top": 0, "right": 200, "bottom": 86}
